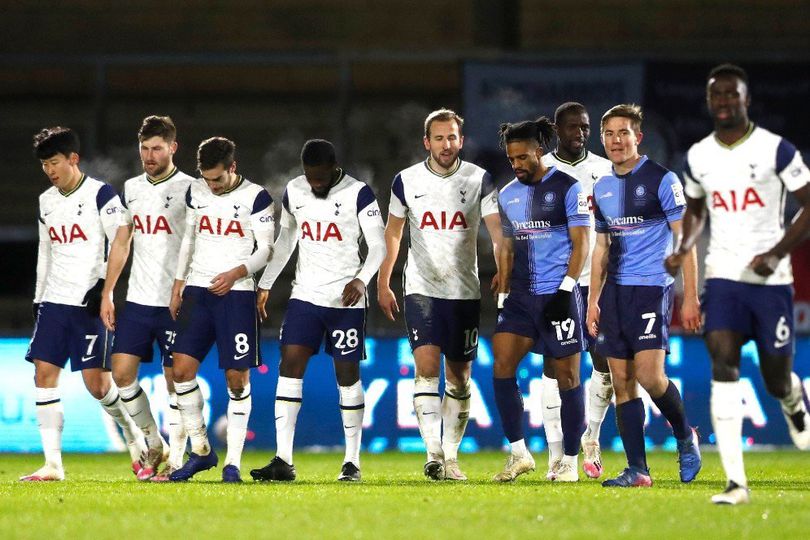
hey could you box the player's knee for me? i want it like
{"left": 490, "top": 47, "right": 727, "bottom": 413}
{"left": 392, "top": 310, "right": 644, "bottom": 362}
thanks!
{"left": 84, "top": 379, "right": 110, "bottom": 400}
{"left": 711, "top": 362, "right": 740, "bottom": 382}
{"left": 553, "top": 365, "right": 577, "bottom": 391}
{"left": 335, "top": 364, "right": 360, "bottom": 387}
{"left": 279, "top": 361, "right": 306, "bottom": 379}
{"left": 111, "top": 369, "right": 135, "bottom": 389}
{"left": 172, "top": 365, "right": 195, "bottom": 383}
{"left": 590, "top": 351, "right": 609, "bottom": 373}
{"left": 445, "top": 378, "right": 471, "bottom": 399}
{"left": 763, "top": 374, "right": 791, "bottom": 400}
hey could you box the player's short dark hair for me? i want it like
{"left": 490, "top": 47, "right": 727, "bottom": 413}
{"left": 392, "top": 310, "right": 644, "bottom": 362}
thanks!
{"left": 708, "top": 63, "right": 749, "bottom": 85}
{"left": 301, "top": 139, "right": 337, "bottom": 166}
{"left": 601, "top": 104, "right": 643, "bottom": 133}
{"left": 554, "top": 102, "right": 587, "bottom": 125}
{"left": 424, "top": 108, "right": 464, "bottom": 138}
{"left": 33, "top": 127, "right": 80, "bottom": 160}
{"left": 197, "top": 137, "right": 236, "bottom": 171}
{"left": 498, "top": 117, "right": 555, "bottom": 150}
{"left": 138, "top": 115, "right": 177, "bottom": 143}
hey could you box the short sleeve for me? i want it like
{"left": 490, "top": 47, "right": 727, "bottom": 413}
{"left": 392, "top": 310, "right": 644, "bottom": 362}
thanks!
{"left": 658, "top": 171, "right": 686, "bottom": 222}
{"left": 356, "top": 184, "right": 377, "bottom": 213}
{"left": 565, "top": 182, "right": 591, "bottom": 228}
{"left": 776, "top": 138, "right": 810, "bottom": 191}
{"left": 682, "top": 153, "right": 705, "bottom": 199}
{"left": 388, "top": 174, "right": 407, "bottom": 218}
{"left": 479, "top": 172, "right": 499, "bottom": 217}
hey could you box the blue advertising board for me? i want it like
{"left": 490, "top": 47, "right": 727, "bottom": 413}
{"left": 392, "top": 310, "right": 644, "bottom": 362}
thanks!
{"left": 1, "top": 336, "right": 808, "bottom": 453}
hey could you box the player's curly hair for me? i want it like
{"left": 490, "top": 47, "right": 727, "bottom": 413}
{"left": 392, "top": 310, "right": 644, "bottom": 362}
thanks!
{"left": 138, "top": 115, "right": 177, "bottom": 143}
{"left": 301, "top": 139, "right": 336, "bottom": 166}
{"left": 708, "top": 63, "right": 748, "bottom": 85}
{"left": 33, "top": 126, "right": 80, "bottom": 160}
{"left": 600, "top": 104, "right": 643, "bottom": 133}
{"left": 197, "top": 137, "right": 236, "bottom": 171}
{"left": 498, "top": 117, "right": 554, "bottom": 150}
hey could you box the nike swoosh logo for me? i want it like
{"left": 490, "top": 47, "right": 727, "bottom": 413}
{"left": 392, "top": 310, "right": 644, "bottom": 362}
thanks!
{"left": 295, "top": 205, "right": 305, "bottom": 209}
{"left": 196, "top": 205, "right": 208, "bottom": 209}
{"left": 81, "top": 355, "right": 95, "bottom": 362}
{"left": 463, "top": 347, "right": 476, "bottom": 355}
{"left": 234, "top": 352, "right": 249, "bottom": 360}
{"left": 340, "top": 348, "right": 358, "bottom": 356}
{"left": 545, "top": 405, "right": 560, "bottom": 410}
{"left": 127, "top": 199, "right": 137, "bottom": 204}
{"left": 275, "top": 416, "right": 283, "bottom": 421}
{"left": 774, "top": 340, "right": 790, "bottom": 348}
{"left": 42, "top": 211, "right": 54, "bottom": 217}
{"left": 422, "top": 412, "right": 436, "bottom": 416}
{"left": 343, "top": 425, "right": 356, "bottom": 429}
{"left": 414, "top": 194, "right": 426, "bottom": 198}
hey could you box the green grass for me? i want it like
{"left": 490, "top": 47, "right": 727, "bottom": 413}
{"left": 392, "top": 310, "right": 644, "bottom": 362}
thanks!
{"left": 1, "top": 450, "right": 808, "bottom": 539}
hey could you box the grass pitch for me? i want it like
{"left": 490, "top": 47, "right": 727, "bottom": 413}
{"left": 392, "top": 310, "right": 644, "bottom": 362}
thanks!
{"left": 1, "top": 450, "right": 808, "bottom": 539}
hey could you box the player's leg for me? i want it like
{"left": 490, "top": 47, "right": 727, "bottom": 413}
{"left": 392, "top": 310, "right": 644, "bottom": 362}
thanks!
{"left": 222, "top": 368, "right": 251, "bottom": 482}
{"left": 21, "top": 304, "right": 68, "bottom": 481}
{"left": 579, "top": 285, "right": 612, "bottom": 478}
{"left": 442, "top": 359, "right": 471, "bottom": 481}
{"left": 548, "top": 352, "right": 584, "bottom": 482}
{"left": 540, "top": 360, "right": 564, "bottom": 478}
{"left": 601, "top": 357, "right": 652, "bottom": 487}
{"left": 334, "top": 360, "right": 363, "bottom": 481}
{"left": 751, "top": 285, "right": 809, "bottom": 450}
{"left": 440, "top": 298, "right": 478, "bottom": 481}
{"left": 492, "top": 332, "right": 536, "bottom": 482}
{"left": 152, "top": 364, "right": 188, "bottom": 480}
{"left": 21, "top": 359, "right": 65, "bottom": 481}
{"left": 403, "top": 294, "right": 445, "bottom": 479}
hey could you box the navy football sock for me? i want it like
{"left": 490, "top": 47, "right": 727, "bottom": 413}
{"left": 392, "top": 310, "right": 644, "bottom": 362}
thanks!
{"left": 652, "top": 380, "right": 691, "bottom": 440}
{"left": 560, "top": 385, "right": 586, "bottom": 456}
{"left": 616, "top": 398, "right": 647, "bottom": 471}
{"left": 493, "top": 377, "right": 525, "bottom": 443}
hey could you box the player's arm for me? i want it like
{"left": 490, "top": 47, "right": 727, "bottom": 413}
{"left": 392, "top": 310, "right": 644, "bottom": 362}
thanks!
{"left": 33, "top": 213, "right": 51, "bottom": 319}
{"left": 480, "top": 173, "right": 503, "bottom": 295}
{"left": 100, "top": 224, "right": 134, "bottom": 331}
{"left": 171, "top": 187, "right": 197, "bottom": 320}
{"left": 495, "top": 195, "right": 514, "bottom": 310}
{"left": 377, "top": 174, "right": 408, "bottom": 321}
{"left": 545, "top": 182, "right": 591, "bottom": 322}
{"left": 257, "top": 198, "right": 298, "bottom": 321}
{"left": 348, "top": 186, "right": 386, "bottom": 307}
{"left": 668, "top": 219, "right": 701, "bottom": 332}
{"left": 751, "top": 140, "right": 810, "bottom": 276}
{"left": 587, "top": 232, "right": 609, "bottom": 337}
{"left": 665, "top": 195, "right": 706, "bottom": 276}
{"left": 210, "top": 190, "right": 275, "bottom": 296}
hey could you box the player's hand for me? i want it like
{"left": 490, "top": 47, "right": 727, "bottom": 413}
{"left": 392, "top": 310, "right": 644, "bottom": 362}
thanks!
{"left": 209, "top": 268, "right": 241, "bottom": 296}
{"left": 100, "top": 293, "right": 116, "bottom": 331}
{"left": 83, "top": 279, "right": 105, "bottom": 317}
{"left": 586, "top": 302, "right": 600, "bottom": 338}
{"left": 749, "top": 251, "right": 780, "bottom": 277}
{"left": 32, "top": 302, "right": 40, "bottom": 322}
{"left": 680, "top": 294, "right": 702, "bottom": 333}
{"left": 169, "top": 282, "right": 184, "bottom": 321}
{"left": 490, "top": 274, "right": 500, "bottom": 298}
{"left": 377, "top": 286, "right": 399, "bottom": 321}
{"left": 544, "top": 290, "right": 572, "bottom": 324}
{"left": 342, "top": 279, "right": 366, "bottom": 307}
{"left": 257, "top": 288, "right": 270, "bottom": 321}
{"left": 664, "top": 251, "right": 686, "bottom": 277}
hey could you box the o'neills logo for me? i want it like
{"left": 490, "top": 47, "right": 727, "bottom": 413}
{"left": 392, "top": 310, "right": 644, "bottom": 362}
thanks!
{"left": 512, "top": 219, "right": 551, "bottom": 229}
{"left": 607, "top": 216, "right": 644, "bottom": 226}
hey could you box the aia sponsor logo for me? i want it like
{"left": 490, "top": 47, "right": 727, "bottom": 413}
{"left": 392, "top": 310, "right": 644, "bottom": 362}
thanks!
{"left": 301, "top": 221, "right": 342, "bottom": 241}
{"left": 711, "top": 188, "right": 764, "bottom": 212}
{"left": 49, "top": 224, "right": 88, "bottom": 244}
{"left": 133, "top": 215, "right": 172, "bottom": 235}
{"left": 198, "top": 216, "right": 244, "bottom": 237}
{"left": 419, "top": 211, "right": 468, "bottom": 230}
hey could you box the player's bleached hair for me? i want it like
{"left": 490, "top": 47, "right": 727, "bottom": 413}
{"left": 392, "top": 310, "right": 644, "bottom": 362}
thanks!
{"left": 139, "top": 115, "right": 177, "bottom": 143}
{"left": 424, "top": 108, "right": 464, "bottom": 138}
{"left": 554, "top": 102, "right": 587, "bottom": 126}
{"left": 498, "top": 116, "right": 555, "bottom": 150}
{"left": 197, "top": 136, "right": 236, "bottom": 171}
{"left": 33, "top": 126, "right": 80, "bottom": 160}
{"left": 708, "top": 63, "right": 748, "bottom": 85}
{"left": 301, "top": 139, "right": 337, "bottom": 166}
{"left": 600, "top": 104, "right": 643, "bottom": 133}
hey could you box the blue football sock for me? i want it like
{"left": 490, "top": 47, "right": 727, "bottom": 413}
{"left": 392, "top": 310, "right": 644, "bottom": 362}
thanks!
{"left": 493, "top": 377, "right": 525, "bottom": 443}
{"left": 560, "top": 385, "right": 586, "bottom": 456}
{"left": 616, "top": 398, "right": 647, "bottom": 471}
{"left": 652, "top": 380, "right": 691, "bottom": 440}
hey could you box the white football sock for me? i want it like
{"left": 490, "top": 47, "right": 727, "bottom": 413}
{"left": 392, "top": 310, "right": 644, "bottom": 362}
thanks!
{"left": 36, "top": 387, "right": 64, "bottom": 470}
{"left": 338, "top": 380, "right": 364, "bottom": 466}
{"left": 780, "top": 372, "right": 805, "bottom": 415}
{"left": 711, "top": 380, "right": 747, "bottom": 487}
{"left": 585, "top": 369, "right": 613, "bottom": 440}
{"left": 175, "top": 379, "right": 210, "bottom": 456}
{"left": 167, "top": 392, "right": 187, "bottom": 468}
{"left": 275, "top": 376, "right": 303, "bottom": 464}
{"left": 541, "top": 374, "right": 563, "bottom": 463}
{"left": 225, "top": 384, "right": 251, "bottom": 470}
{"left": 441, "top": 379, "right": 471, "bottom": 461}
{"left": 119, "top": 380, "right": 162, "bottom": 450}
{"left": 414, "top": 376, "right": 442, "bottom": 459}
{"left": 510, "top": 438, "right": 528, "bottom": 457}
{"left": 98, "top": 384, "right": 143, "bottom": 460}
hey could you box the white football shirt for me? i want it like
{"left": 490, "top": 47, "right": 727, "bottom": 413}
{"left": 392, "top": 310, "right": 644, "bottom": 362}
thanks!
{"left": 36, "top": 175, "right": 125, "bottom": 306}
{"left": 258, "top": 171, "right": 385, "bottom": 309}
{"left": 684, "top": 125, "right": 810, "bottom": 285}
{"left": 388, "top": 159, "right": 498, "bottom": 300}
{"left": 120, "top": 167, "right": 194, "bottom": 306}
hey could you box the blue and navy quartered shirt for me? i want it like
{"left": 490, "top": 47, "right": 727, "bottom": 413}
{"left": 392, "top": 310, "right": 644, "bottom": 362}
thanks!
{"left": 592, "top": 156, "right": 686, "bottom": 287}
{"left": 499, "top": 167, "right": 591, "bottom": 295}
